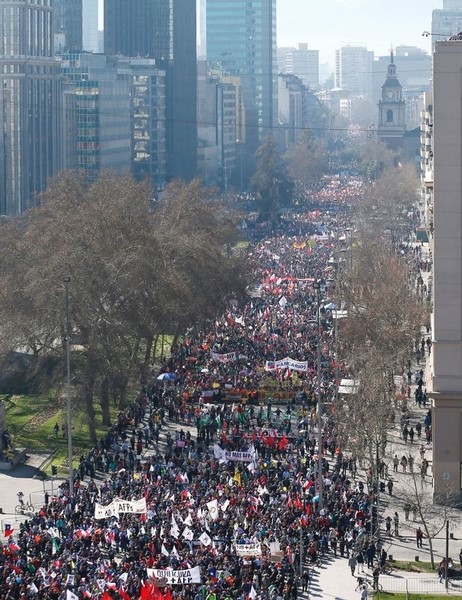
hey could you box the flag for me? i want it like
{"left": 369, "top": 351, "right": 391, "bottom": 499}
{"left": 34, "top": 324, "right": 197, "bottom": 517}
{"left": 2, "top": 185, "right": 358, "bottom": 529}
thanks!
{"left": 248, "top": 585, "right": 257, "bottom": 599}
{"left": 199, "top": 532, "right": 212, "bottom": 547}
{"left": 140, "top": 582, "right": 163, "bottom": 600}
{"left": 163, "top": 589, "right": 173, "bottom": 600}
{"left": 4, "top": 526, "right": 14, "bottom": 537}
{"left": 161, "top": 543, "right": 170, "bottom": 557}
{"left": 66, "top": 592, "right": 79, "bottom": 600}
{"left": 119, "top": 590, "right": 131, "bottom": 600}
{"left": 51, "top": 538, "right": 60, "bottom": 556}
{"left": 206, "top": 499, "right": 219, "bottom": 521}
{"left": 182, "top": 527, "right": 194, "bottom": 541}
{"left": 102, "top": 593, "right": 113, "bottom": 600}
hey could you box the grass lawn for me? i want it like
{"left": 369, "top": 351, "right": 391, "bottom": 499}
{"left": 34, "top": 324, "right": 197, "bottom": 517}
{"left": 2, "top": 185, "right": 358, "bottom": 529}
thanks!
{"left": 4, "top": 392, "right": 120, "bottom": 476}
{"left": 374, "top": 595, "right": 461, "bottom": 599}
{"left": 391, "top": 560, "right": 436, "bottom": 574}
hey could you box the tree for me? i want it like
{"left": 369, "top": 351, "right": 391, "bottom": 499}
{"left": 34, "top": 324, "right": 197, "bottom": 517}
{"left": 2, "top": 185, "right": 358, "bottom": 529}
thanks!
{"left": 339, "top": 233, "right": 423, "bottom": 374}
{"left": 284, "top": 132, "right": 328, "bottom": 198}
{"left": 0, "top": 172, "right": 247, "bottom": 441}
{"left": 251, "top": 136, "right": 292, "bottom": 220}
{"left": 400, "top": 470, "right": 457, "bottom": 569}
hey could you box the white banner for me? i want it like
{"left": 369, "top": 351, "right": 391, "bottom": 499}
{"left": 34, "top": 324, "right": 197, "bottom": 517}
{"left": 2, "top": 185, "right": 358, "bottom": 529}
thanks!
{"left": 147, "top": 567, "right": 201, "bottom": 585}
{"left": 264, "top": 357, "right": 308, "bottom": 372}
{"left": 94, "top": 497, "right": 147, "bottom": 519}
{"left": 211, "top": 351, "right": 237, "bottom": 363}
{"left": 235, "top": 542, "right": 262, "bottom": 557}
{"left": 213, "top": 444, "right": 256, "bottom": 463}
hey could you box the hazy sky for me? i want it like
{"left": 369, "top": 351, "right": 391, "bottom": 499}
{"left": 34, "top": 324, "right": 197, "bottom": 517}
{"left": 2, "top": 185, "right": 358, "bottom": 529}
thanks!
{"left": 277, "top": 0, "right": 442, "bottom": 64}
{"left": 98, "top": 0, "right": 446, "bottom": 65}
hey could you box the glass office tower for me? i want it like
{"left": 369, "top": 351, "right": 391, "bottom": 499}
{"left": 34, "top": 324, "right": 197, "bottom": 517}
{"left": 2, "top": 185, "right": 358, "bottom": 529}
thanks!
{"left": 0, "top": 0, "right": 62, "bottom": 215}
{"left": 206, "top": 0, "right": 278, "bottom": 155}
{"left": 105, "top": 0, "right": 197, "bottom": 182}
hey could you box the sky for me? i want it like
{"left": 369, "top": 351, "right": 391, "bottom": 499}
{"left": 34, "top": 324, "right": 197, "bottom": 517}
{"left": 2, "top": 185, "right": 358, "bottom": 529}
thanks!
{"left": 97, "top": 0, "right": 445, "bottom": 66}
{"left": 276, "top": 0, "right": 442, "bottom": 65}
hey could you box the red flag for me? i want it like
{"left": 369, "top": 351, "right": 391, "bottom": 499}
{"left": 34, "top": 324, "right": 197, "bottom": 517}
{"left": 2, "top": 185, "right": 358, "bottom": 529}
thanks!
{"left": 102, "top": 593, "right": 113, "bottom": 600}
{"left": 278, "top": 435, "right": 289, "bottom": 450}
{"left": 163, "top": 590, "right": 173, "bottom": 600}
{"left": 4, "top": 527, "right": 14, "bottom": 537}
{"left": 119, "top": 590, "right": 131, "bottom": 600}
{"left": 140, "top": 582, "right": 163, "bottom": 600}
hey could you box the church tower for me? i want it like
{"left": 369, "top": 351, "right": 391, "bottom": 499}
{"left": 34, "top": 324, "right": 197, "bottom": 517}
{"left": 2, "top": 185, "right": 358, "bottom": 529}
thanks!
{"left": 378, "top": 52, "right": 406, "bottom": 148}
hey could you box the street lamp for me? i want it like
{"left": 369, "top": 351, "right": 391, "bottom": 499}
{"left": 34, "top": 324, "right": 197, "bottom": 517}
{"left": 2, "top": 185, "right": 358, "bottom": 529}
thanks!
{"left": 312, "top": 280, "right": 323, "bottom": 511}
{"left": 63, "top": 276, "right": 73, "bottom": 497}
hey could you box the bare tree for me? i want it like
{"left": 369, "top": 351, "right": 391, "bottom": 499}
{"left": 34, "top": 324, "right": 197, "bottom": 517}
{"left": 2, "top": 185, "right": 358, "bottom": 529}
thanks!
{"left": 0, "top": 172, "right": 247, "bottom": 440}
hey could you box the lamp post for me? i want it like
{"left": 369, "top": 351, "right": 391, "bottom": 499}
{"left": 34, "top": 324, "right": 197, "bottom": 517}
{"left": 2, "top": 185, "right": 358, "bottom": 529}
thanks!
{"left": 313, "top": 280, "right": 323, "bottom": 511}
{"left": 63, "top": 276, "right": 73, "bottom": 497}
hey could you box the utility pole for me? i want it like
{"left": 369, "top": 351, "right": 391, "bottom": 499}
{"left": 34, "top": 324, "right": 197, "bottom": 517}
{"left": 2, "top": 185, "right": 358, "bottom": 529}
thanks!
{"left": 63, "top": 276, "right": 73, "bottom": 498}
{"left": 313, "top": 280, "right": 323, "bottom": 510}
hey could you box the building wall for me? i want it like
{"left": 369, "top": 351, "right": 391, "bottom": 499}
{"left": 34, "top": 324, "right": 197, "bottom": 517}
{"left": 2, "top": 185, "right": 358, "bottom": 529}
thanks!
{"left": 82, "top": 0, "right": 98, "bottom": 52}
{"left": 0, "top": 0, "right": 62, "bottom": 215}
{"left": 207, "top": 0, "right": 277, "bottom": 159}
{"left": 430, "top": 40, "right": 462, "bottom": 498}
{"left": 104, "top": 0, "right": 197, "bottom": 182}
{"left": 335, "top": 46, "right": 373, "bottom": 97}
{"left": 278, "top": 44, "right": 319, "bottom": 90}
{"left": 53, "top": 0, "right": 83, "bottom": 53}
{"left": 432, "top": 6, "right": 462, "bottom": 51}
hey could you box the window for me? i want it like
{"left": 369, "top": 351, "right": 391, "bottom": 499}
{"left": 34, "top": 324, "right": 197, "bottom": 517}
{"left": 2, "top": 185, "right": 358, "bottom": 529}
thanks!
{"left": 386, "top": 109, "right": 393, "bottom": 123}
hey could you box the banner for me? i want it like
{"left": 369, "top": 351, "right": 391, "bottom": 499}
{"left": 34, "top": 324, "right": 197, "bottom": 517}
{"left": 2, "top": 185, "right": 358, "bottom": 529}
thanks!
{"left": 211, "top": 351, "right": 237, "bottom": 363}
{"left": 147, "top": 567, "right": 201, "bottom": 585}
{"left": 213, "top": 445, "right": 256, "bottom": 463}
{"left": 264, "top": 357, "right": 308, "bottom": 372}
{"left": 94, "top": 497, "right": 147, "bottom": 519}
{"left": 235, "top": 542, "right": 262, "bottom": 557}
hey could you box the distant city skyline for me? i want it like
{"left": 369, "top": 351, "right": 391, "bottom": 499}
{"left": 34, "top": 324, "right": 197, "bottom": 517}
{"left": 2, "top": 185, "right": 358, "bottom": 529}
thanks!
{"left": 97, "top": 0, "right": 448, "bottom": 65}
{"left": 276, "top": 0, "right": 442, "bottom": 65}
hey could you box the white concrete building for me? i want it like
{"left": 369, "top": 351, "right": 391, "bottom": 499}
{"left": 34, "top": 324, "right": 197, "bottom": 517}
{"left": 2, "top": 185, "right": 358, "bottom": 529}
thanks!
{"left": 430, "top": 40, "right": 462, "bottom": 499}
{"left": 334, "top": 46, "right": 374, "bottom": 98}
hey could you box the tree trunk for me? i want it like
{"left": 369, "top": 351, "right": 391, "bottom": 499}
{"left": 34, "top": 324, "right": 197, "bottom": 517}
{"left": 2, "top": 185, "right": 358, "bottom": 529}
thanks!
{"left": 84, "top": 376, "right": 97, "bottom": 444}
{"left": 100, "top": 378, "right": 111, "bottom": 427}
{"left": 139, "top": 335, "right": 153, "bottom": 385}
{"left": 118, "top": 376, "right": 129, "bottom": 411}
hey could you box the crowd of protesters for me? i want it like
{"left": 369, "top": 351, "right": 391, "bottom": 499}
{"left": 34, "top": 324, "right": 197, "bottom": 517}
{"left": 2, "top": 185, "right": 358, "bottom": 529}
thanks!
{"left": 0, "top": 176, "right": 426, "bottom": 600}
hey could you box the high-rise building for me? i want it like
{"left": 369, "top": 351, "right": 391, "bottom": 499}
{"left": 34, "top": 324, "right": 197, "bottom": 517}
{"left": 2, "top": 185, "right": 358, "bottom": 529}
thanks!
{"left": 0, "top": 0, "right": 62, "bottom": 215}
{"left": 116, "top": 58, "right": 167, "bottom": 191}
{"left": 53, "top": 0, "right": 83, "bottom": 53}
{"left": 82, "top": 0, "right": 99, "bottom": 53}
{"left": 60, "top": 53, "right": 131, "bottom": 175}
{"left": 104, "top": 0, "right": 197, "bottom": 182}
{"left": 432, "top": 1, "right": 462, "bottom": 51}
{"left": 335, "top": 46, "right": 374, "bottom": 97}
{"left": 278, "top": 44, "right": 319, "bottom": 90}
{"left": 207, "top": 0, "right": 278, "bottom": 158}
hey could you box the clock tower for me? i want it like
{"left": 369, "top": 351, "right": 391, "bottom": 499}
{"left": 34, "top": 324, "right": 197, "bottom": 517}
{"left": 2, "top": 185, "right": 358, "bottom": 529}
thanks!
{"left": 378, "top": 51, "right": 406, "bottom": 148}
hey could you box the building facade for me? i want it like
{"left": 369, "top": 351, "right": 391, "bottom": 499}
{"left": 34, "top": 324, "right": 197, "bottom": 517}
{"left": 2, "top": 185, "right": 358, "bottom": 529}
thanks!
{"left": 116, "top": 58, "right": 167, "bottom": 191}
{"left": 104, "top": 0, "right": 197, "bottom": 182}
{"left": 82, "top": 0, "right": 99, "bottom": 52}
{"left": 432, "top": 1, "right": 462, "bottom": 51}
{"left": 335, "top": 46, "right": 374, "bottom": 97}
{"left": 53, "top": 0, "right": 83, "bottom": 53}
{"left": 278, "top": 44, "right": 319, "bottom": 90}
{"left": 0, "top": 0, "right": 62, "bottom": 215}
{"left": 207, "top": 0, "right": 278, "bottom": 161}
{"left": 60, "top": 54, "right": 131, "bottom": 175}
{"left": 429, "top": 40, "right": 462, "bottom": 500}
